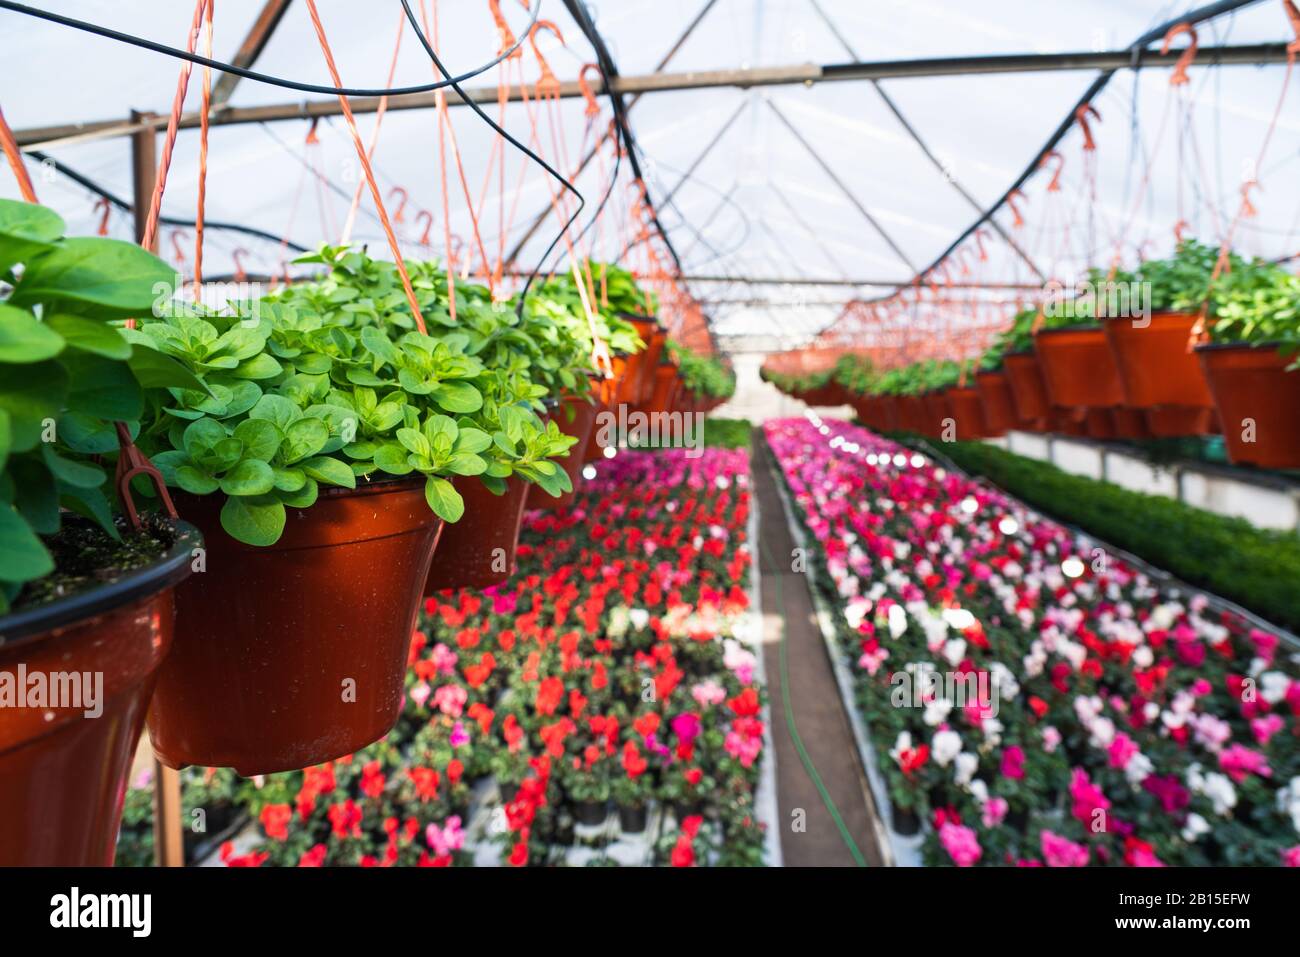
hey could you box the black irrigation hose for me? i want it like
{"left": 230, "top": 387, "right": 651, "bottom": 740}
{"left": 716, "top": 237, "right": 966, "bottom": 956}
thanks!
{"left": 397, "top": 0, "right": 584, "bottom": 316}
{"left": 0, "top": 0, "right": 540, "bottom": 99}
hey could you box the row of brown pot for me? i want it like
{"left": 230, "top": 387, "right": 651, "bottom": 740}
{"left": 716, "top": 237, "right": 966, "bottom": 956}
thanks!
{"left": 1, "top": 328, "right": 671, "bottom": 865}
{"left": 852, "top": 314, "right": 1300, "bottom": 468}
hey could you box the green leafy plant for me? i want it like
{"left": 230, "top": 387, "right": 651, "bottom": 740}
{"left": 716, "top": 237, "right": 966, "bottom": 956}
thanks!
{"left": 131, "top": 245, "right": 578, "bottom": 545}
{"left": 0, "top": 200, "right": 203, "bottom": 612}
{"left": 1205, "top": 255, "right": 1300, "bottom": 360}
{"left": 670, "top": 340, "right": 735, "bottom": 398}
{"left": 831, "top": 353, "right": 878, "bottom": 395}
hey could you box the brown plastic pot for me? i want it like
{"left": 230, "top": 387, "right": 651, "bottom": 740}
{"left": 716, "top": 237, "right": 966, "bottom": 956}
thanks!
{"left": 945, "top": 386, "right": 990, "bottom": 439}
{"left": 974, "top": 370, "right": 1017, "bottom": 435}
{"left": 1111, "top": 406, "right": 1152, "bottom": 440}
{"left": 149, "top": 481, "right": 442, "bottom": 776}
{"left": 1002, "top": 351, "right": 1052, "bottom": 425}
{"left": 1196, "top": 341, "right": 1300, "bottom": 468}
{"left": 1103, "top": 312, "right": 1213, "bottom": 409}
{"left": 622, "top": 316, "right": 660, "bottom": 405}
{"left": 1034, "top": 325, "right": 1125, "bottom": 409}
{"left": 873, "top": 394, "right": 901, "bottom": 433}
{"left": 1083, "top": 407, "right": 1116, "bottom": 439}
{"left": 641, "top": 362, "right": 679, "bottom": 417}
{"left": 424, "top": 475, "right": 528, "bottom": 592}
{"left": 639, "top": 328, "right": 668, "bottom": 405}
{"left": 897, "top": 395, "right": 928, "bottom": 434}
{"left": 922, "top": 390, "right": 951, "bottom": 438}
{"left": 1144, "top": 405, "right": 1216, "bottom": 437}
{"left": 529, "top": 394, "right": 599, "bottom": 510}
{"left": 0, "top": 521, "right": 200, "bottom": 865}
{"left": 1051, "top": 407, "right": 1087, "bottom": 436}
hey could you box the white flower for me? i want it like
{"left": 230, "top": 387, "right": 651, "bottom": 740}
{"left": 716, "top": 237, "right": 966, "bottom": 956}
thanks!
{"left": 1260, "top": 671, "right": 1290, "bottom": 705}
{"left": 889, "top": 732, "right": 914, "bottom": 765}
{"left": 931, "top": 729, "right": 963, "bottom": 766}
{"left": 628, "top": 608, "right": 649, "bottom": 631}
{"left": 1124, "top": 752, "right": 1154, "bottom": 788}
{"left": 1182, "top": 813, "right": 1210, "bottom": 842}
{"left": 954, "top": 752, "right": 979, "bottom": 787}
{"left": 942, "top": 638, "right": 967, "bottom": 667}
{"left": 887, "top": 604, "right": 908, "bottom": 639}
{"left": 1188, "top": 765, "right": 1238, "bottom": 816}
{"left": 1131, "top": 646, "right": 1154, "bottom": 669}
{"left": 923, "top": 697, "right": 953, "bottom": 727}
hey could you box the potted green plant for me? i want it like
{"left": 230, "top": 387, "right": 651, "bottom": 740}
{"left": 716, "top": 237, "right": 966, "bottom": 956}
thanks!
{"left": 0, "top": 199, "right": 204, "bottom": 864}
{"left": 133, "top": 244, "right": 573, "bottom": 775}
{"left": 996, "top": 308, "right": 1052, "bottom": 429}
{"left": 1102, "top": 240, "right": 1222, "bottom": 435}
{"left": 1194, "top": 256, "right": 1300, "bottom": 467}
{"left": 611, "top": 768, "right": 652, "bottom": 835}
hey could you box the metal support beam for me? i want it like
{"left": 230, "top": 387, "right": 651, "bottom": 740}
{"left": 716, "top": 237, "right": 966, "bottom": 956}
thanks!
{"left": 211, "top": 0, "right": 294, "bottom": 108}
{"left": 766, "top": 97, "right": 918, "bottom": 273}
{"left": 672, "top": 274, "right": 1041, "bottom": 288}
{"left": 13, "top": 42, "right": 1290, "bottom": 150}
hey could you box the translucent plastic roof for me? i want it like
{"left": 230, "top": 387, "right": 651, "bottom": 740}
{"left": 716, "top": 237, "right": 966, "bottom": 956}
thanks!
{"left": 3, "top": 0, "right": 1299, "bottom": 352}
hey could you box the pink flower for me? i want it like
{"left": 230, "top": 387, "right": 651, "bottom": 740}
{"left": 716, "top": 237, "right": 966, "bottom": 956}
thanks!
{"left": 671, "top": 712, "right": 702, "bottom": 745}
{"left": 449, "top": 721, "right": 470, "bottom": 748}
{"left": 1041, "top": 830, "right": 1090, "bottom": 867}
{"left": 1250, "top": 714, "right": 1284, "bottom": 746}
{"left": 981, "top": 797, "right": 1008, "bottom": 828}
{"left": 691, "top": 680, "right": 726, "bottom": 707}
{"left": 425, "top": 816, "right": 465, "bottom": 857}
{"left": 1108, "top": 733, "right": 1139, "bottom": 769}
{"left": 724, "top": 730, "right": 762, "bottom": 768}
{"left": 1282, "top": 846, "right": 1300, "bottom": 868}
{"left": 409, "top": 681, "right": 432, "bottom": 709}
{"left": 1250, "top": 628, "right": 1279, "bottom": 665}
{"left": 1218, "top": 744, "right": 1271, "bottom": 782}
{"left": 1000, "top": 746, "right": 1025, "bottom": 780}
{"left": 1041, "top": 726, "right": 1061, "bottom": 753}
{"left": 433, "top": 684, "right": 467, "bottom": 717}
{"left": 938, "top": 822, "right": 982, "bottom": 867}
{"left": 431, "top": 643, "right": 458, "bottom": 676}
{"left": 1069, "top": 768, "right": 1110, "bottom": 826}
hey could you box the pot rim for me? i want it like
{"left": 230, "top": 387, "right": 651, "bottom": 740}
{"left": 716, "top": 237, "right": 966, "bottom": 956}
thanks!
{"left": 0, "top": 519, "right": 203, "bottom": 650}
{"left": 1033, "top": 322, "right": 1104, "bottom": 337}
{"left": 1099, "top": 308, "right": 1200, "bottom": 322}
{"left": 1003, "top": 349, "right": 1037, "bottom": 359}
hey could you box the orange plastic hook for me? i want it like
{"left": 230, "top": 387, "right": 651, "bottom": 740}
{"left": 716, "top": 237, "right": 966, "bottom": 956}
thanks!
{"left": 975, "top": 228, "right": 991, "bottom": 261}
{"left": 1006, "top": 190, "right": 1026, "bottom": 229}
{"left": 488, "top": 0, "right": 529, "bottom": 58}
{"left": 232, "top": 247, "right": 249, "bottom": 282}
{"left": 1160, "top": 22, "right": 1199, "bottom": 86}
{"left": 416, "top": 209, "right": 434, "bottom": 246}
{"left": 1173, "top": 219, "right": 1189, "bottom": 243}
{"left": 578, "top": 63, "right": 604, "bottom": 117}
{"left": 94, "top": 196, "right": 112, "bottom": 236}
{"left": 1284, "top": 0, "right": 1300, "bottom": 55}
{"left": 1040, "top": 150, "right": 1065, "bottom": 192}
{"left": 388, "top": 186, "right": 409, "bottom": 224}
{"left": 528, "top": 20, "right": 566, "bottom": 97}
{"left": 1239, "top": 179, "right": 1260, "bottom": 219}
{"left": 1075, "top": 104, "right": 1101, "bottom": 151}
{"left": 305, "top": 117, "right": 321, "bottom": 145}
{"left": 170, "top": 229, "right": 189, "bottom": 265}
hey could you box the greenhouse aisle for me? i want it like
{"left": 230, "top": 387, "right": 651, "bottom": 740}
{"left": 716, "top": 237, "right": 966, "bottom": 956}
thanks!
{"left": 753, "top": 432, "right": 885, "bottom": 867}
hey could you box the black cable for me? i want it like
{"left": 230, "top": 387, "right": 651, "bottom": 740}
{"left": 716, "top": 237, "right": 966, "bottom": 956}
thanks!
{"left": 27, "top": 150, "right": 308, "bottom": 252}
{"left": 397, "top": 0, "right": 583, "bottom": 316}
{"left": 0, "top": 0, "right": 540, "bottom": 99}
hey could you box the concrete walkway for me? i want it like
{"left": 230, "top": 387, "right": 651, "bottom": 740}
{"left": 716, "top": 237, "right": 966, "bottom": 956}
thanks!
{"left": 752, "top": 431, "right": 885, "bottom": 867}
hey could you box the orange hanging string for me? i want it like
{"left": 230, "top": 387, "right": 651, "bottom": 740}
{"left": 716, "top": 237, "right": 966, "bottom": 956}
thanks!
{"left": 302, "top": 0, "right": 428, "bottom": 333}
{"left": 0, "top": 104, "right": 37, "bottom": 203}
{"left": 95, "top": 197, "right": 112, "bottom": 235}
{"left": 193, "top": 0, "right": 214, "bottom": 287}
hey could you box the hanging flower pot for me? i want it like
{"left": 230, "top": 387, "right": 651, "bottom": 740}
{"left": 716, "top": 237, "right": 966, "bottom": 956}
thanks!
{"left": 945, "top": 386, "right": 990, "bottom": 440}
{"left": 1111, "top": 405, "right": 1152, "bottom": 440}
{"left": 423, "top": 476, "right": 529, "bottom": 593}
{"left": 1103, "top": 312, "right": 1214, "bottom": 436}
{"left": 897, "top": 394, "right": 928, "bottom": 434}
{"left": 638, "top": 327, "right": 668, "bottom": 404}
{"left": 1034, "top": 325, "right": 1125, "bottom": 409}
{"left": 1145, "top": 405, "right": 1215, "bottom": 437}
{"left": 640, "top": 360, "right": 679, "bottom": 417}
{"left": 922, "top": 390, "right": 951, "bottom": 438}
{"left": 148, "top": 480, "right": 442, "bottom": 776}
{"left": 1195, "top": 342, "right": 1300, "bottom": 468}
{"left": 1002, "top": 351, "right": 1052, "bottom": 427}
{"left": 1083, "top": 407, "right": 1117, "bottom": 439}
{"left": 529, "top": 394, "right": 599, "bottom": 510}
{"left": 1052, "top": 407, "right": 1088, "bottom": 436}
{"left": 621, "top": 315, "right": 659, "bottom": 404}
{"left": 974, "top": 371, "right": 1018, "bottom": 435}
{"left": 0, "top": 522, "right": 200, "bottom": 865}
{"left": 873, "top": 394, "right": 901, "bottom": 433}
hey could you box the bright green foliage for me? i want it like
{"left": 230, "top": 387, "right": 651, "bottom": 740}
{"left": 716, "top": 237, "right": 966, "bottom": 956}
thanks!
{"left": 670, "top": 340, "right": 735, "bottom": 398}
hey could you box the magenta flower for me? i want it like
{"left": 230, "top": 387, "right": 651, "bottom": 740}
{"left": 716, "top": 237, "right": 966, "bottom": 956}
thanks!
{"left": 1000, "top": 746, "right": 1025, "bottom": 780}
{"left": 938, "top": 822, "right": 982, "bottom": 867}
{"left": 1041, "top": 830, "right": 1089, "bottom": 867}
{"left": 1218, "top": 744, "right": 1272, "bottom": 782}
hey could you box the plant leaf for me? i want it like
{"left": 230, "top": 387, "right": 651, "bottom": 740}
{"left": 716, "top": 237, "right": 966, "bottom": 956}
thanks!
{"left": 219, "top": 494, "right": 286, "bottom": 546}
{"left": 0, "top": 303, "right": 65, "bottom": 362}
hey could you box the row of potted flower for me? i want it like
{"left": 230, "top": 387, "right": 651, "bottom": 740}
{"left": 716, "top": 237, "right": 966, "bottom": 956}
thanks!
{"left": 0, "top": 197, "right": 690, "bottom": 865}
{"left": 768, "top": 241, "right": 1300, "bottom": 468}
{"left": 765, "top": 416, "right": 1300, "bottom": 866}
{"left": 114, "top": 446, "right": 766, "bottom": 867}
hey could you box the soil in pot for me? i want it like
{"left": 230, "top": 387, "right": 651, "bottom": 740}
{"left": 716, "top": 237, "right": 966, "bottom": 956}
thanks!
{"left": 0, "top": 515, "right": 199, "bottom": 865}
{"left": 945, "top": 386, "right": 990, "bottom": 440}
{"left": 1103, "top": 311, "right": 1214, "bottom": 409}
{"left": 148, "top": 479, "right": 442, "bottom": 776}
{"left": 424, "top": 475, "right": 528, "bottom": 593}
{"left": 1196, "top": 342, "right": 1300, "bottom": 468}
{"left": 617, "top": 802, "right": 648, "bottom": 834}
{"left": 1002, "top": 351, "right": 1052, "bottom": 424}
{"left": 531, "top": 394, "right": 600, "bottom": 510}
{"left": 1034, "top": 326, "right": 1125, "bottom": 408}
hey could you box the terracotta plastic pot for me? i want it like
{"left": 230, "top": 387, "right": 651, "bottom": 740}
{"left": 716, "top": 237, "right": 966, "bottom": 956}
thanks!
{"left": 1002, "top": 351, "right": 1052, "bottom": 425}
{"left": 1083, "top": 407, "right": 1117, "bottom": 439}
{"left": 1103, "top": 311, "right": 1213, "bottom": 409}
{"left": 1051, "top": 407, "right": 1087, "bottom": 436}
{"left": 945, "top": 386, "right": 990, "bottom": 440}
{"left": 529, "top": 394, "right": 599, "bottom": 510}
{"left": 150, "top": 482, "right": 441, "bottom": 776}
{"left": 627, "top": 319, "right": 664, "bottom": 405}
{"left": 1144, "top": 406, "right": 1216, "bottom": 437}
{"left": 1196, "top": 341, "right": 1300, "bottom": 468}
{"left": 1111, "top": 406, "right": 1152, "bottom": 440}
{"left": 641, "top": 362, "right": 678, "bottom": 417}
{"left": 873, "top": 394, "right": 901, "bottom": 433}
{"left": 1034, "top": 326, "right": 1125, "bottom": 409}
{"left": 974, "top": 370, "right": 1017, "bottom": 435}
{"left": 424, "top": 476, "right": 528, "bottom": 592}
{"left": 0, "top": 521, "right": 199, "bottom": 865}
{"left": 897, "top": 395, "right": 927, "bottom": 434}
{"left": 922, "top": 390, "right": 951, "bottom": 437}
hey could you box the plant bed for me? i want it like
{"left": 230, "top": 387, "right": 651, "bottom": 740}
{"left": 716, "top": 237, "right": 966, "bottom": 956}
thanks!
{"left": 767, "top": 418, "right": 1300, "bottom": 867}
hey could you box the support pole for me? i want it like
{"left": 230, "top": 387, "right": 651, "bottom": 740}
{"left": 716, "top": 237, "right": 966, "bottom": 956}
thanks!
{"left": 132, "top": 108, "right": 185, "bottom": 869}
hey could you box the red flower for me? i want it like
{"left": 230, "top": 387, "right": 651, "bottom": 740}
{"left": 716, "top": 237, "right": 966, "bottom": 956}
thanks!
{"left": 360, "top": 760, "right": 386, "bottom": 799}
{"left": 409, "top": 766, "right": 441, "bottom": 802}
{"left": 536, "top": 676, "right": 564, "bottom": 716}
{"left": 684, "top": 768, "right": 703, "bottom": 786}
{"left": 633, "top": 712, "right": 661, "bottom": 739}
{"left": 298, "top": 844, "right": 327, "bottom": 867}
{"left": 728, "top": 688, "right": 761, "bottom": 718}
{"left": 259, "top": 803, "right": 292, "bottom": 841}
{"left": 447, "top": 759, "right": 464, "bottom": 786}
{"left": 622, "top": 740, "right": 648, "bottom": 778}
{"left": 327, "top": 799, "right": 363, "bottom": 840}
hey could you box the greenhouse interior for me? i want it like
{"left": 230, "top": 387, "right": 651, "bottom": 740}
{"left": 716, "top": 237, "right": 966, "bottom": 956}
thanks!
{"left": 2, "top": 0, "right": 1300, "bottom": 928}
